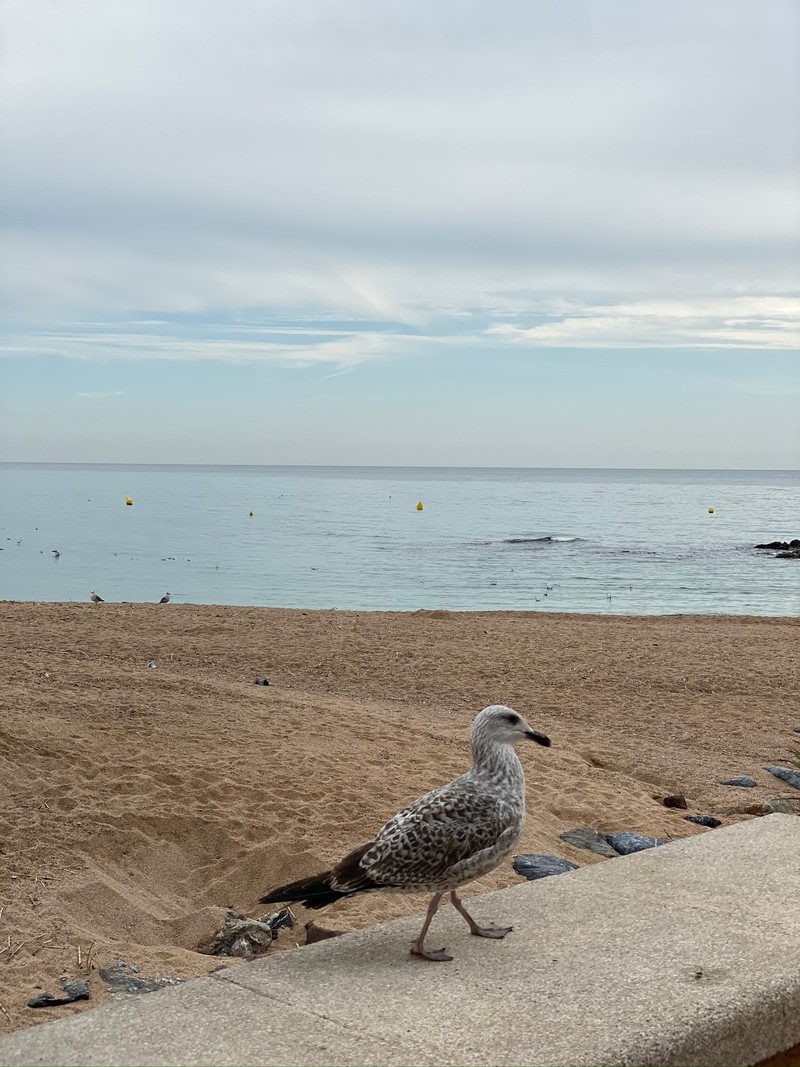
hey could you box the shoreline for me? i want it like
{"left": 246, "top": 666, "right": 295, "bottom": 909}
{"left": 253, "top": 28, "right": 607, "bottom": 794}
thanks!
{"left": 2, "top": 598, "right": 799, "bottom": 619}
{"left": 1, "top": 603, "right": 797, "bottom": 1037}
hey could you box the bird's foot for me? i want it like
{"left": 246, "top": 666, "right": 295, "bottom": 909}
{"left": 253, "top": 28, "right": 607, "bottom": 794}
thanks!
{"left": 470, "top": 922, "right": 513, "bottom": 940}
{"left": 410, "top": 945, "right": 453, "bottom": 962}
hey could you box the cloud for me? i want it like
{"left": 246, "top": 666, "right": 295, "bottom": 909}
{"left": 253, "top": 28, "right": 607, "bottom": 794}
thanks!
{"left": 486, "top": 297, "right": 800, "bottom": 350}
{"left": 0, "top": 0, "right": 797, "bottom": 357}
{"left": 4, "top": 326, "right": 446, "bottom": 365}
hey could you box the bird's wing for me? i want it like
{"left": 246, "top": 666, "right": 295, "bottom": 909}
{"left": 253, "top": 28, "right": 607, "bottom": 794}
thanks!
{"left": 359, "top": 782, "right": 512, "bottom": 887}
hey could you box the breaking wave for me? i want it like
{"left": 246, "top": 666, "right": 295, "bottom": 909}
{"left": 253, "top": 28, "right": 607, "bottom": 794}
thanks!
{"left": 503, "top": 535, "right": 583, "bottom": 544}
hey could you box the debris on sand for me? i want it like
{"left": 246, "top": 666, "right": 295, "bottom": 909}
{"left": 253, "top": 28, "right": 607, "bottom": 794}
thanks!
{"left": 28, "top": 980, "right": 89, "bottom": 1009}
{"left": 99, "top": 961, "right": 184, "bottom": 997}
{"left": 200, "top": 907, "right": 293, "bottom": 958}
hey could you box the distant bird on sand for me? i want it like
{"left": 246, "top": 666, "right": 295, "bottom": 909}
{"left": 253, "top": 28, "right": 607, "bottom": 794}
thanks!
{"left": 158, "top": 592, "right": 171, "bottom": 604}
{"left": 259, "top": 705, "right": 551, "bottom": 961}
{"left": 89, "top": 591, "right": 104, "bottom": 603}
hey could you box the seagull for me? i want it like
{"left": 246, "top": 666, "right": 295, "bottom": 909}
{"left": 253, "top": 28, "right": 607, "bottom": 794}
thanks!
{"left": 259, "top": 705, "right": 551, "bottom": 962}
{"left": 52, "top": 549, "right": 61, "bottom": 559}
{"left": 89, "top": 591, "right": 104, "bottom": 603}
{"left": 158, "top": 592, "right": 171, "bottom": 604}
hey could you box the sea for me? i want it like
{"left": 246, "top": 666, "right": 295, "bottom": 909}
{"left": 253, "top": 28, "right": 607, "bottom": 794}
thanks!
{"left": 0, "top": 464, "right": 798, "bottom": 616}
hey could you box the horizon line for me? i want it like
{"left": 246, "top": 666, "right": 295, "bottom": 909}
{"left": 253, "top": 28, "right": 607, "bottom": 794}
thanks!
{"left": 1, "top": 461, "right": 798, "bottom": 474}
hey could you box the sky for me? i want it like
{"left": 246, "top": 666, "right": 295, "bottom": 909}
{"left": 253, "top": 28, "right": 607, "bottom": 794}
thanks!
{"left": 1, "top": 0, "right": 798, "bottom": 467}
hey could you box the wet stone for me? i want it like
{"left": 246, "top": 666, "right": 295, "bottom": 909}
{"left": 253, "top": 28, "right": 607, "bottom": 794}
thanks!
{"left": 28, "top": 980, "right": 89, "bottom": 1009}
{"left": 764, "top": 766, "right": 800, "bottom": 791}
{"left": 720, "top": 776, "right": 758, "bottom": 788}
{"left": 254, "top": 678, "right": 269, "bottom": 686}
{"left": 559, "top": 827, "right": 619, "bottom": 858}
{"left": 99, "top": 961, "right": 183, "bottom": 997}
{"left": 684, "top": 815, "right": 722, "bottom": 828}
{"left": 605, "top": 832, "right": 666, "bottom": 855}
{"left": 512, "top": 854, "right": 579, "bottom": 880}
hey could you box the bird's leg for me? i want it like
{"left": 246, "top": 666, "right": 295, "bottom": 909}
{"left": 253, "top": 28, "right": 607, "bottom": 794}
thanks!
{"left": 410, "top": 893, "right": 452, "bottom": 962}
{"left": 450, "top": 890, "right": 512, "bottom": 939}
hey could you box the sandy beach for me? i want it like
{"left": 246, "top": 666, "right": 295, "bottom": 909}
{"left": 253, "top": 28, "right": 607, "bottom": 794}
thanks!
{"left": 1, "top": 602, "right": 798, "bottom": 1038}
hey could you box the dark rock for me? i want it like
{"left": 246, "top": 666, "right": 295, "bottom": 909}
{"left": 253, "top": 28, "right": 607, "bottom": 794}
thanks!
{"left": 754, "top": 538, "right": 800, "bottom": 557}
{"left": 662, "top": 794, "right": 688, "bottom": 809}
{"left": 512, "top": 854, "right": 579, "bottom": 880}
{"left": 200, "top": 907, "right": 292, "bottom": 957}
{"left": 605, "top": 832, "right": 666, "bottom": 855}
{"left": 305, "top": 921, "right": 347, "bottom": 945}
{"left": 99, "top": 961, "right": 183, "bottom": 996}
{"left": 254, "top": 678, "right": 269, "bottom": 686}
{"left": 764, "top": 766, "right": 800, "bottom": 791}
{"left": 28, "top": 980, "right": 89, "bottom": 1008}
{"left": 793, "top": 727, "right": 800, "bottom": 733}
{"left": 765, "top": 797, "right": 800, "bottom": 815}
{"left": 720, "top": 776, "right": 757, "bottom": 788}
{"left": 559, "top": 827, "right": 619, "bottom": 858}
{"left": 684, "top": 815, "right": 721, "bottom": 828}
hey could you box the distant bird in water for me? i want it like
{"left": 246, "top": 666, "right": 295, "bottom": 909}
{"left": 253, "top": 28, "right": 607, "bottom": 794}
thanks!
{"left": 259, "top": 705, "right": 551, "bottom": 962}
{"left": 158, "top": 592, "right": 171, "bottom": 604}
{"left": 52, "top": 549, "right": 61, "bottom": 559}
{"left": 89, "top": 591, "right": 104, "bottom": 604}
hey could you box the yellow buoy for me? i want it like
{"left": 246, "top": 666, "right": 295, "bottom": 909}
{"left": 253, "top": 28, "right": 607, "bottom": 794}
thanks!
{"left": 125, "top": 496, "right": 133, "bottom": 506}
{"left": 708, "top": 506, "right": 714, "bottom": 514}
{"left": 416, "top": 501, "right": 424, "bottom": 511}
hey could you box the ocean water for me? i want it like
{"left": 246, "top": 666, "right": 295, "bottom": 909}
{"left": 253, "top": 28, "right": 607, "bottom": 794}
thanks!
{"left": 0, "top": 464, "right": 798, "bottom": 616}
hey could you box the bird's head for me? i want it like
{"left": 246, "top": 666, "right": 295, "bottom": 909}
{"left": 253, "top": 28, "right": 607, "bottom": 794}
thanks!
{"left": 472, "top": 705, "right": 551, "bottom": 748}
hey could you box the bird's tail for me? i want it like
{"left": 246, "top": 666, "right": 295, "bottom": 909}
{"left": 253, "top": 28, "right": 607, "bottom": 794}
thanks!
{"left": 259, "top": 870, "right": 346, "bottom": 910}
{"left": 259, "top": 842, "right": 379, "bottom": 910}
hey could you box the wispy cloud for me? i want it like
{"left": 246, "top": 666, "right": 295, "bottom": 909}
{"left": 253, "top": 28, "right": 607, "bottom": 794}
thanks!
{"left": 7, "top": 329, "right": 426, "bottom": 366}
{"left": 486, "top": 297, "right": 800, "bottom": 350}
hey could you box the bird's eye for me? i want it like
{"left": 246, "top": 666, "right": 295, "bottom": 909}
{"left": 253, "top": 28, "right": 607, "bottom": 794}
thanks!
{"left": 504, "top": 713, "right": 521, "bottom": 725}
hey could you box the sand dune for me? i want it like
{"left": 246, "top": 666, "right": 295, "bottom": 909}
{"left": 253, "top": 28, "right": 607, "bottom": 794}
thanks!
{"left": 1, "top": 603, "right": 797, "bottom": 1036}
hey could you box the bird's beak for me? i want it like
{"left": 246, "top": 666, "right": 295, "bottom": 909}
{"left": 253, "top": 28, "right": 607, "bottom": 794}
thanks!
{"left": 526, "top": 728, "right": 551, "bottom": 747}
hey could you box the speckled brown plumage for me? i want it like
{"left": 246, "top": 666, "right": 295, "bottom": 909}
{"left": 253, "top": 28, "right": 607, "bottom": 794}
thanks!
{"left": 260, "top": 704, "right": 551, "bottom": 960}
